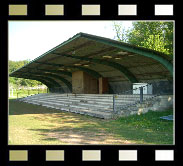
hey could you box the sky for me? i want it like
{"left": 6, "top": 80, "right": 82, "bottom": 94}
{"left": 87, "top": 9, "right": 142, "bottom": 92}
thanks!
{"left": 8, "top": 21, "right": 133, "bottom": 61}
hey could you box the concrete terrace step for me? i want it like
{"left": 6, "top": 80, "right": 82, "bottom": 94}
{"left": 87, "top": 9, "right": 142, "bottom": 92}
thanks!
{"left": 24, "top": 99, "right": 114, "bottom": 111}
{"left": 24, "top": 100, "right": 113, "bottom": 119}
{"left": 33, "top": 102, "right": 113, "bottom": 114}
{"left": 22, "top": 97, "right": 139, "bottom": 108}
{"left": 24, "top": 97, "right": 114, "bottom": 104}
{"left": 55, "top": 106, "right": 113, "bottom": 119}
{"left": 23, "top": 93, "right": 154, "bottom": 98}
{"left": 22, "top": 95, "right": 146, "bottom": 101}
{"left": 23, "top": 95, "right": 152, "bottom": 103}
{"left": 20, "top": 97, "right": 147, "bottom": 109}
{"left": 18, "top": 93, "right": 154, "bottom": 119}
{"left": 21, "top": 94, "right": 144, "bottom": 107}
{"left": 24, "top": 95, "right": 113, "bottom": 100}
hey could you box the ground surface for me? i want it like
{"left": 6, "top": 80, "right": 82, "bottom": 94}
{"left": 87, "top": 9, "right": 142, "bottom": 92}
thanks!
{"left": 9, "top": 99, "right": 173, "bottom": 145}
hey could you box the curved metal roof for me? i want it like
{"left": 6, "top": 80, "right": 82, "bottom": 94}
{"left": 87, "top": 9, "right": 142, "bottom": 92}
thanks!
{"left": 10, "top": 32, "right": 173, "bottom": 90}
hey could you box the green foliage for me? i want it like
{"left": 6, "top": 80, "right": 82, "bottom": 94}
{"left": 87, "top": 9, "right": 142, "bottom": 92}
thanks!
{"left": 113, "top": 21, "right": 173, "bottom": 55}
{"left": 113, "top": 22, "right": 129, "bottom": 42}
{"left": 141, "top": 35, "right": 170, "bottom": 54}
{"left": 9, "top": 60, "right": 43, "bottom": 88}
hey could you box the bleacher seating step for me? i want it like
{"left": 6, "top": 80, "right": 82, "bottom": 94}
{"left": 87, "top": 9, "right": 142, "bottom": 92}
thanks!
{"left": 18, "top": 93, "right": 151, "bottom": 119}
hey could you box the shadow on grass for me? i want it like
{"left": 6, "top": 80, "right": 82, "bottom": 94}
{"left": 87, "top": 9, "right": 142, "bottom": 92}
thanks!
{"left": 9, "top": 99, "right": 173, "bottom": 144}
{"left": 29, "top": 113, "right": 173, "bottom": 145}
{"left": 9, "top": 99, "right": 64, "bottom": 115}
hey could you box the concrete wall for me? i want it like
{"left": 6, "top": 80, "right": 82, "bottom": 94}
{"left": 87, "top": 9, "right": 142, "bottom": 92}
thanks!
{"left": 116, "top": 95, "right": 173, "bottom": 117}
{"left": 72, "top": 71, "right": 98, "bottom": 94}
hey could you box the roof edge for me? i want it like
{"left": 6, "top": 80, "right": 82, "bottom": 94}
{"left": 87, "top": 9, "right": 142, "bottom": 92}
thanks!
{"left": 9, "top": 32, "right": 83, "bottom": 76}
{"left": 10, "top": 32, "right": 173, "bottom": 76}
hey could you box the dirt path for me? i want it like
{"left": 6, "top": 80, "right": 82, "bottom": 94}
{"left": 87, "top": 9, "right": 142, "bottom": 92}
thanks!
{"left": 46, "top": 130, "right": 133, "bottom": 145}
{"left": 32, "top": 112, "right": 135, "bottom": 145}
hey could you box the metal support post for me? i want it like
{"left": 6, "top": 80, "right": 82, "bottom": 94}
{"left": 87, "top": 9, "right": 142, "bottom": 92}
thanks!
{"left": 113, "top": 95, "right": 116, "bottom": 113}
{"left": 140, "top": 87, "right": 143, "bottom": 103}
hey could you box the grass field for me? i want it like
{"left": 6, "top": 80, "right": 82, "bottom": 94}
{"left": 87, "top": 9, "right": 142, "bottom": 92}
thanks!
{"left": 9, "top": 99, "right": 174, "bottom": 145}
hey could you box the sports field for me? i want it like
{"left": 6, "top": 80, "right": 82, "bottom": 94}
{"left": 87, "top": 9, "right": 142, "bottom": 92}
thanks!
{"left": 9, "top": 99, "right": 173, "bottom": 145}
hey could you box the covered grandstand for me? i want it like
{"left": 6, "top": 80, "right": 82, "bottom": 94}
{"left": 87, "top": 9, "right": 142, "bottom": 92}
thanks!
{"left": 9, "top": 33, "right": 173, "bottom": 118}
{"left": 9, "top": 32, "right": 173, "bottom": 94}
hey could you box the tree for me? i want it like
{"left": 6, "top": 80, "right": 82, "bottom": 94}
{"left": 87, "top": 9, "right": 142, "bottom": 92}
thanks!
{"left": 113, "top": 22, "right": 129, "bottom": 42}
{"left": 9, "top": 60, "right": 43, "bottom": 88}
{"left": 113, "top": 21, "right": 174, "bottom": 55}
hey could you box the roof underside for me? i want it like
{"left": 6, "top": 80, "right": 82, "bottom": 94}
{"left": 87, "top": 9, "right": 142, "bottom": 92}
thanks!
{"left": 10, "top": 32, "right": 173, "bottom": 89}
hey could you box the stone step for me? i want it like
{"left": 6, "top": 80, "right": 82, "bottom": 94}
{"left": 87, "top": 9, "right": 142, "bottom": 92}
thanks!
{"left": 25, "top": 97, "right": 113, "bottom": 104}
{"left": 24, "top": 97, "right": 138, "bottom": 108}
{"left": 23, "top": 95, "right": 144, "bottom": 103}
{"left": 24, "top": 96, "right": 151, "bottom": 103}
{"left": 59, "top": 106, "right": 113, "bottom": 119}
{"left": 24, "top": 99, "right": 113, "bottom": 112}
{"left": 24, "top": 96, "right": 113, "bottom": 101}
{"left": 23, "top": 93, "right": 152, "bottom": 97}
{"left": 20, "top": 93, "right": 155, "bottom": 119}
{"left": 24, "top": 100, "right": 113, "bottom": 119}
{"left": 23, "top": 93, "right": 153, "bottom": 98}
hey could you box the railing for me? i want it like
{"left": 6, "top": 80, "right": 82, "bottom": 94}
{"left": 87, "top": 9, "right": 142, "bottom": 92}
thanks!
{"left": 112, "top": 82, "right": 167, "bottom": 113}
{"left": 9, "top": 88, "right": 48, "bottom": 99}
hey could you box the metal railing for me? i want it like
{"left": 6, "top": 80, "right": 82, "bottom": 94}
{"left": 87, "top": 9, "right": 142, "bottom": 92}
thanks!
{"left": 112, "top": 81, "right": 171, "bottom": 113}
{"left": 9, "top": 88, "right": 48, "bottom": 99}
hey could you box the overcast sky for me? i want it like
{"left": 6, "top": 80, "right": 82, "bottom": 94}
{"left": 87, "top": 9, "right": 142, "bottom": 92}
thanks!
{"left": 8, "top": 21, "right": 133, "bottom": 61}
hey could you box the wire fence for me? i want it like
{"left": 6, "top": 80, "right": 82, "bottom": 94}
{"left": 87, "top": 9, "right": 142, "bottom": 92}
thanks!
{"left": 9, "top": 88, "right": 48, "bottom": 99}
{"left": 113, "top": 81, "right": 173, "bottom": 113}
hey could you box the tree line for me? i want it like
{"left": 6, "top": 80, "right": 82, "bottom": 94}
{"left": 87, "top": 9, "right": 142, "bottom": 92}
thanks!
{"left": 9, "top": 60, "right": 43, "bottom": 89}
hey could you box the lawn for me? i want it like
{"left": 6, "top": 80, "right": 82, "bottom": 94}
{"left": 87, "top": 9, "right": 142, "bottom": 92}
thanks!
{"left": 9, "top": 99, "right": 174, "bottom": 145}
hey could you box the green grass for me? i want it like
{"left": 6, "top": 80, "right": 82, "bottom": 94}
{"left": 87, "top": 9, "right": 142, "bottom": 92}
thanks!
{"left": 117, "top": 110, "right": 173, "bottom": 133}
{"left": 9, "top": 99, "right": 173, "bottom": 145}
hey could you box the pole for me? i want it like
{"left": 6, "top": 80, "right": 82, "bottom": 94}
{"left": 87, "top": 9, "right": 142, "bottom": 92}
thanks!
{"left": 113, "top": 95, "right": 116, "bottom": 113}
{"left": 140, "top": 87, "right": 143, "bottom": 103}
